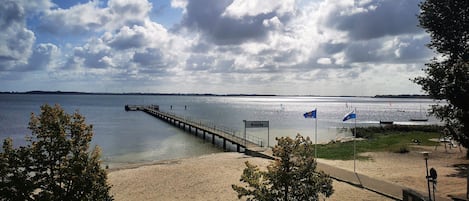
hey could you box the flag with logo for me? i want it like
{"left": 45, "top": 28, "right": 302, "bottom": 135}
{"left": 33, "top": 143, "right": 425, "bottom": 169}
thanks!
{"left": 303, "top": 109, "right": 317, "bottom": 119}
{"left": 342, "top": 110, "right": 356, "bottom": 121}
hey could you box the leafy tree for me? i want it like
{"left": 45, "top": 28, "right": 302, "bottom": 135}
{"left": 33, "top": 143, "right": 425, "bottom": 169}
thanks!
{"left": 0, "top": 104, "right": 113, "bottom": 201}
{"left": 232, "top": 134, "right": 333, "bottom": 201}
{"left": 415, "top": 0, "right": 469, "bottom": 157}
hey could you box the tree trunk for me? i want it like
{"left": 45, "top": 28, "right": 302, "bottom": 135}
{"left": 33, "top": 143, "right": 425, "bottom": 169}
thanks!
{"left": 284, "top": 185, "right": 288, "bottom": 201}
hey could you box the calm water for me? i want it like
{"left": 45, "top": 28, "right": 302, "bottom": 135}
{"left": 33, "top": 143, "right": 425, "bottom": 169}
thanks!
{"left": 0, "top": 94, "right": 440, "bottom": 167}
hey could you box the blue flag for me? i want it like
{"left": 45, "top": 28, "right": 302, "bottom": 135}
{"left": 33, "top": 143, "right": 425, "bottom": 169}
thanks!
{"left": 343, "top": 111, "right": 356, "bottom": 121}
{"left": 304, "top": 109, "right": 317, "bottom": 118}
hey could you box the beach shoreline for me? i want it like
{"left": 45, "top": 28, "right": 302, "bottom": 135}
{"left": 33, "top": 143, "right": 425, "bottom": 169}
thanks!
{"left": 106, "top": 158, "right": 187, "bottom": 172}
{"left": 107, "top": 152, "right": 394, "bottom": 201}
{"left": 108, "top": 143, "right": 468, "bottom": 201}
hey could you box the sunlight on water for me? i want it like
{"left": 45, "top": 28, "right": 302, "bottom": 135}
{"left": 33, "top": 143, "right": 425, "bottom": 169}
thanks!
{"left": 0, "top": 94, "right": 441, "bottom": 165}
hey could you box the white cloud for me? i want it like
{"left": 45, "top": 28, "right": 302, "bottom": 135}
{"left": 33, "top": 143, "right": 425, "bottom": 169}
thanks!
{"left": 0, "top": 0, "right": 36, "bottom": 70}
{"left": 39, "top": 1, "right": 109, "bottom": 34}
{"left": 58, "top": 18, "right": 188, "bottom": 83}
{"left": 1, "top": 0, "right": 435, "bottom": 95}
{"left": 317, "top": 58, "right": 332, "bottom": 65}
{"left": 108, "top": 26, "right": 149, "bottom": 50}
{"left": 107, "top": 0, "right": 152, "bottom": 29}
{"left": 69, "top": 37, "right": 114, "bottom": 69}
{"left": 171, "top": 0, "right": 188, "bottom": 12}
{"left": 39, "top": 0, "right": 152, "bottom": 34}
{"left": 177, "top": 0, "right": 295, "bottom": 45}
{"left": 223, "top": 0, "right": 295, "bottom": 19}
{"left": 107, "top": 21, "right": 169, "bottom": 50}
{"left": 17, "top": 0, "right": 53, "bottom": 14}
{"left": 23, "top": 43, "right": 60, "bottom": 71}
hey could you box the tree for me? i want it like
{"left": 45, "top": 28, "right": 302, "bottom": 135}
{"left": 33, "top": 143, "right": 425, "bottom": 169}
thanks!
{"left": 415, "top": 0, "right": 469, "bottom": 157}
{"left": 232, "top": 134, "right": 333, "bottom": 201}
{"left": 0, "top": 104, "right": 113, "bottom": 201}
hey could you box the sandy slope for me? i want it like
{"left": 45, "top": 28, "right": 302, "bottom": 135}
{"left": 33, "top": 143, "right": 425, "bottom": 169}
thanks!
{"left": 108, "top": 152, "right": 392, "bottom": 201}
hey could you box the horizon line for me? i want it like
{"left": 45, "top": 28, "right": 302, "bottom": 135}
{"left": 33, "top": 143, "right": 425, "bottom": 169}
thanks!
{"left": 0, "top": 90, "right": 430, "bottom": 98}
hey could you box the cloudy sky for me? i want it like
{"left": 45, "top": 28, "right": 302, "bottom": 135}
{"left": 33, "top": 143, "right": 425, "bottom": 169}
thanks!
{"left": 0, "top": 0, "right": 433, "bottom": 96}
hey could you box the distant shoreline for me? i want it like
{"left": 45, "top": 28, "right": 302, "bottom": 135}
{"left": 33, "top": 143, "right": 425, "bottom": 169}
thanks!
{"left": 373, "top": 94, "right": 431, "bottom": 99}
{"left": 0, "top": 91, "right": 276, "bottom": 97}
{"left": 0, "top": 90, "right": 430, "bottom": 99}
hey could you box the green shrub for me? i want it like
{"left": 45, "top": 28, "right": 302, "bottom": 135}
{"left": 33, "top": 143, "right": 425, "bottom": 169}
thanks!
{"left": 0, "top": 104, "right": 113, "bottom": 201}
{"left": 233, "top": 134, "right": 334, "bottom": 200}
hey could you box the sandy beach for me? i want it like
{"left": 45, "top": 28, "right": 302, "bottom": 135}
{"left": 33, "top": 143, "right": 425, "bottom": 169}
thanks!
{"left": 108, "top": 143, "right": 468, "bottom": 200}
{"left": 318, "top": 144, "right": 468, "bottom": 199}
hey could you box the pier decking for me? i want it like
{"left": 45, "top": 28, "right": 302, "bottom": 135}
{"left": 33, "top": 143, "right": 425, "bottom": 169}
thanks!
{"left": 125, "top": 105, "right": 267, "bottom": 153}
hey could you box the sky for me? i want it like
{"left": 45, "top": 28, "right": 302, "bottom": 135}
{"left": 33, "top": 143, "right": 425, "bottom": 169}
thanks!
{"left": 0, "top": 0, "right": 434, "bottom": 96}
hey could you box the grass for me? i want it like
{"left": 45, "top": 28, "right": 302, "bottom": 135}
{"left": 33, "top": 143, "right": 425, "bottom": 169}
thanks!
{"left": 317, "top": 131, "right": 440, "bottom": 160}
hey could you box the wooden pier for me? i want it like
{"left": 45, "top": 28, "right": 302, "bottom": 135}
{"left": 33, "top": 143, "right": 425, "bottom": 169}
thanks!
{"left": 125, "top": 105, "right": 266, "bottom": 153}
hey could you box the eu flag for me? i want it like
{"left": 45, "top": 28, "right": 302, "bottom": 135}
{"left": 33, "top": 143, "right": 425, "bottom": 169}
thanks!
{"left": 342, "top": 111, "right": 356, "bottom": 121}
{"left": 303, "top": 109, "right": 317, "bottom": 118}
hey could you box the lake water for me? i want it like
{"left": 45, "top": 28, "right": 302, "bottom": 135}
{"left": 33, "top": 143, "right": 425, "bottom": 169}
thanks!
{"left": 0, "top": 94, "right": 440, "bottom": 167}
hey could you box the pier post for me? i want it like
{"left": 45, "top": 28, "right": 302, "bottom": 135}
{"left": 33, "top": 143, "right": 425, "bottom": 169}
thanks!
{"left": 203, "top": 131, "right": 206, "bottom": 140}
{"left": 212, "top": 134, "right": 215, "bottom": 145}
{"left": 223, "top": 139, "right": 226, "bottom": 150}
{"left": 237, "top": 144, "right": 240, "bottom": 152}
{"left": 195, "top": 128, "right": 198, "bottom": 136}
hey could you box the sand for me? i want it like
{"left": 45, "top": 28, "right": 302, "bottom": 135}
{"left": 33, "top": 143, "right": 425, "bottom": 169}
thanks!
{"left": 108, "top": 152, "right": 393, "bottom": 201}
{"left": 108, "top": 144, "right": 468, "bottom": 200}
{"left": 318, "top": 145, "right": 468, "bottom": 199}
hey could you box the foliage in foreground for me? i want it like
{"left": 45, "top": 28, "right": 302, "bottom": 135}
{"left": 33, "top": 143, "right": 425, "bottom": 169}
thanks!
{"left": 0, "top": 104, "right": 113, "bottom": 201}
{"left": 416, "top": 0, "right": 469, "bottom": 157}
{"left": 232, "top": 134, "right": 333, "bottom": 201}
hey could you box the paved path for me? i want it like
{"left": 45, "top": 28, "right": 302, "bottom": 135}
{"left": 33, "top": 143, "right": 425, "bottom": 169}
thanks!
{"left": 316, "top": 162, "right": 403, "bottom": 200}
{"left": 315, "top": 162, "right": 451, "bottom": 201}
{"left": 256, "top": 150, "right": 451, "bottom": 201}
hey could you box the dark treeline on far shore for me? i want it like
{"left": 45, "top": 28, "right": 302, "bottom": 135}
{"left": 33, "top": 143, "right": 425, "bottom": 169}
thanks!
{"left": 0, "top": 90, "right": 276, "bottom": 97}
{"left": 0, "top": 91, "right": 430, "bottom": 98}
{"left": 374, "top": 94, "right": 430, "bottom": 99}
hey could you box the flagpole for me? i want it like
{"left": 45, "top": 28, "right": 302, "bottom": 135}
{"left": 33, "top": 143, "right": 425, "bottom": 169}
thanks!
{"left": 243, "top": 120, "right": 247, "bottom": 147}
{"left": 315, "top": 110, "right": 318, "bottom": 159}
{"left": 353, "top": 108, "right": 357, "bottom": 173}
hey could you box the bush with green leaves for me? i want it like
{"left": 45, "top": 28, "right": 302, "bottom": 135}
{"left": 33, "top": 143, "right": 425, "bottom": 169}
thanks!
{"left": 232, "top": 134, "right": 333, "bottom": 201}
{"left": 0, "top": 104, "right": 113, "bottom": 201}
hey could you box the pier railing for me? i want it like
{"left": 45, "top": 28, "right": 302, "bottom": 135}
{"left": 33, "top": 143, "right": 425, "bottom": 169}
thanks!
{"left": 162, "top": 111, "right": 265, "bottom": 147}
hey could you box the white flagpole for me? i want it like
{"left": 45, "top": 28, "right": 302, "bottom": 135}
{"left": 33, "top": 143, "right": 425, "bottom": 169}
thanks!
{"left": 353, "top": 108, "right": 357, "bottom": 173}
{"left": 315, "top": 110, "right": 318, "bottom": 159}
